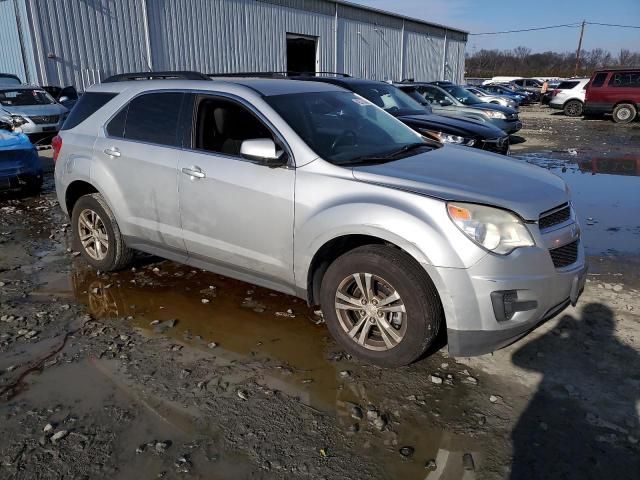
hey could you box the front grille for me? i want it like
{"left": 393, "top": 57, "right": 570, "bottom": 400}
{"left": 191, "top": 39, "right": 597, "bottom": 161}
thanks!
{"left": 539, "top": 204, "right": 571, "bottom": 230}
{"left": 550, "top": 240, "right": 579, "bottom": 268}
{"left": 29, "top": 115, "right": 60, "bottom": 125}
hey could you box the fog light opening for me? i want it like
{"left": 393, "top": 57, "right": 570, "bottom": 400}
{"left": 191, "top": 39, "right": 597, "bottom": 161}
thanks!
{"left": 491, "top": 290, "right": 538, "bottom": 322}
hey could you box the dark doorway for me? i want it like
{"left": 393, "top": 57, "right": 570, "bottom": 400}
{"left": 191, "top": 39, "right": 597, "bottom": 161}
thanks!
{"left": 286, "top": 34, "right": 317, "bottom": 74}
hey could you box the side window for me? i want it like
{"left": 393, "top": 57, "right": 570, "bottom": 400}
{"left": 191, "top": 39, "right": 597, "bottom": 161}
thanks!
{"left": 61, "top": 92, "right": 117, "bottom": 130}
{"left": 193, "top": 97, "right": 275, "bottom": 157}
{"left": 124, "top": 92, "right": 184, "bottom": 146}
{"left": 591, "top": 73, "right": 608, "bottom": 88}
{"left": 106, "top": 106, "right": 127, "bottom": 138}
{"left": 609, "top": 72, "right": 640, "bottom": 88}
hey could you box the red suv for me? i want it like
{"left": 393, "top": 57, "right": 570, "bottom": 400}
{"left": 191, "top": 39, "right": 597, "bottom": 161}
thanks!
{"left": 584, "top": 68, "right": 640, "bottom": 123}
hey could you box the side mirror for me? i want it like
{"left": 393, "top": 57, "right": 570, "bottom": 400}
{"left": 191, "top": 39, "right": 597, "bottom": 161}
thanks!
{"left": 240, "top": 138, "right": 287, "bottom": 167}
{"left": 439, "top": 99, "right": 453, "bottom": 106}
{"left": 58, "top": 96, "right": 69, "bottom": 104}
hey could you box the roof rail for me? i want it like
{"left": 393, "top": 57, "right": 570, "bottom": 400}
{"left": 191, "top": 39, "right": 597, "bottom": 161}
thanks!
{"left": 207, "top": 71, "right": 351, "bottom": 78}
{"left": 102, "top": 71, "right": 210, "bottom": 83}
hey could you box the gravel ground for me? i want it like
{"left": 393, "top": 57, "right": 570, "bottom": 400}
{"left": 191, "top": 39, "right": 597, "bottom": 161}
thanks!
{"left": 0, "top": 107, "right": 639, "bottom": 479}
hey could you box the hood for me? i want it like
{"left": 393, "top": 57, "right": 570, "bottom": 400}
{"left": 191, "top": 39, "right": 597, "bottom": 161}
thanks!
{"left": 467, "top": 103, "right": 517, "bottom": 115}
{"left": 2, "top": 103, "right": 68, "bottom": 117}
{"left": 399, "top": 113, "right": 506, "bottom": 140}
{"left": 351, "top": 145, "right": 567, "bottom": 220}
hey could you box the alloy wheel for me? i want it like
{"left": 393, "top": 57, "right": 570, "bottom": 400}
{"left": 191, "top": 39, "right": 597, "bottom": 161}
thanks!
{"left": 334, "top": 272, "right": 407, "bottom": 351}
{"left": 78, "top": 208, "right": 109, "bottom": 261}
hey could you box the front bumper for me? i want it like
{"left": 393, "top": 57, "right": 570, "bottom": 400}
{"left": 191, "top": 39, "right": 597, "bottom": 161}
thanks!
{"left": 430, "top": 223, "right": 586, "bottom": 357}
{"left": 492, "top": 119, "right": 522, "bottom": 134}
{"left": 478, "top": 136, "right": 510, "bottom": 155}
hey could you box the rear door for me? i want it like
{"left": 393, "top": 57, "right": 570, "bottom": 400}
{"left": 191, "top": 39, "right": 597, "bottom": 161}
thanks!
{"left": 92, "top": 91, "right": 187, "bottom": 256}
{"left": 177, "top": 93, "right": 296, "bottom": 292}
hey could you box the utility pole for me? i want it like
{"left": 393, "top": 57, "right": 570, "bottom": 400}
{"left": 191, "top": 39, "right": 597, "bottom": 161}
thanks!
{"left": 574, "top": 20, "right": 586, "bottom": 77}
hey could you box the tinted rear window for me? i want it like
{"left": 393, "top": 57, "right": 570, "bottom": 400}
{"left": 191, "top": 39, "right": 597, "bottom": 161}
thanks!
{"left": 61, "top": 92, "right": 117, "bottom": 130}
{"left": 557, "top": 81, "right": 579, "bottom": 90}
{"left": 123, "top": 92, "right": 183, "bottom": 146}
{"left": 590, "top": 73, "right": 608, "bottom": 88}
{"left": 608, "top": 71, "right": 640, "bottom": 88}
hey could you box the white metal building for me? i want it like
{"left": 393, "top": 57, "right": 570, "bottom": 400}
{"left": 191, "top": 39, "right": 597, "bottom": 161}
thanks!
{"left": 0, "top": 0, "right": 467, "bottom": 89}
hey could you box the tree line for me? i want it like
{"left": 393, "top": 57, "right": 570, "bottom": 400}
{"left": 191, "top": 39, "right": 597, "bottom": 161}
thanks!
{"left": 465, "top": 47, "right": 640, "bottom": 78}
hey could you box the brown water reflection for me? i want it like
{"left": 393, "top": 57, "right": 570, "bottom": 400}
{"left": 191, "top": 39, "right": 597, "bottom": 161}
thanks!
{"left": 37, "top": 259, "right": 480, "bottom": 479}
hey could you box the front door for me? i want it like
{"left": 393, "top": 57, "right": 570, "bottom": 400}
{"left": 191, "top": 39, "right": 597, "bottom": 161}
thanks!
{"left": 177, "top": 94, "right": 296, "bottom": 293}
{"left": 92, "top": 91, "right": 186, "bottom": 256}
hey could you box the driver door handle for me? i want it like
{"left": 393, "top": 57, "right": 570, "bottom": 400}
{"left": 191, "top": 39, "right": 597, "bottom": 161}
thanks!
{"left": 181, "top": 166, "right": 206, "bottom": 179}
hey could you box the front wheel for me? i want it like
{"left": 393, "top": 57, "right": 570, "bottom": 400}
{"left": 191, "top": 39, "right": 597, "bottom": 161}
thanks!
{"left": 564, "top": 100, "right": 583, "bottom": 117}
{"left": 320, "top": 245, "right": 442, "bottom": 367}
{"left": 71, "top": 193, "right": 134, "bottom": 271}
{"left": 612, "top": 103, "right": 637, "bottom": 124}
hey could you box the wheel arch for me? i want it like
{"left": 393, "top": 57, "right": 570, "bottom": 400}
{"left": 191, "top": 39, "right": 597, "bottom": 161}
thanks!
{"left": 65, "top": 180, "right": 100, "bottom": 215}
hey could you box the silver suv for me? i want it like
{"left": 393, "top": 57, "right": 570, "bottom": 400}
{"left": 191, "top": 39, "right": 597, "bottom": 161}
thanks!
{"left": 53, "top": 75, "right": 587, "bottom": 367}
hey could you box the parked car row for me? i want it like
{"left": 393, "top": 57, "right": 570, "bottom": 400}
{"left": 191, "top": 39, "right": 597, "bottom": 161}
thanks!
{"left": 51, "top": 70, "right": 586, "bottom": 367}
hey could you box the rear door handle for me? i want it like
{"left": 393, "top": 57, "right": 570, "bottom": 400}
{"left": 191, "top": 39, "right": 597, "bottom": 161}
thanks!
{"left": 181, "top": 166, "right": 206, "bottom": 179}
{"left": 103, "top": 147, "right": 121, "bottom": 157}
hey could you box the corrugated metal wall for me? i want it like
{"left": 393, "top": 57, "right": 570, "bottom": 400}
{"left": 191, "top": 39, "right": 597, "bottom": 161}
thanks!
{"left": 146, "top": 0, "right": 335, "bottom": 73}
{"left": 445, "top": 39, "right": 466, "bottom": 83}
{"left": 0, "top": 0, "right": 28, "bottom": 81}
{"left": 336, "top": 4, "right": 403, "bottom": 81}
{"left": 3, "top": 0, "right": 466, "bottom": 88}
{"left": 23, "top": 0, "right": 151, "bottom": 88}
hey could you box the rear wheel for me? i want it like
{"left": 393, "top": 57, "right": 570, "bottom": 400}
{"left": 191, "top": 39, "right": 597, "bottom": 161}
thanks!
{"left": 612, "top": 103, "right": 637, "bottom": 124}
{"left": 71, "top": 193, "right": 134, "bottom": 271}
{"left": 320, "top": 245, "right": 442, "bottom": 367}
{"left": 563, "top": 100, "right": 583, "bottom": 117}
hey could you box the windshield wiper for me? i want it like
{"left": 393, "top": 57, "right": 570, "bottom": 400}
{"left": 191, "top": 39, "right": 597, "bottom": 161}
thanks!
{"left": 344, "top": 142, "right": 430, "bottom": 165}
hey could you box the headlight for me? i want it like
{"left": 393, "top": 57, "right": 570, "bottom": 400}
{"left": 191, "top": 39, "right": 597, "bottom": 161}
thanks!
{"left": 484, "top": 111, "right": 506, "bottom": 120}
{"left": 11, "top": 115, "right": 28, "bottom": 126}
{"left": 420, "top": 129, "right": 475, "bottom": 146}
{"left": 447, "top": 202, "right": 534, "bottom": 255}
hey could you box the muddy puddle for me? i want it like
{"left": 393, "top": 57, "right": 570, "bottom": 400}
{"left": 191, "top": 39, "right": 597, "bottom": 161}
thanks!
{"left": 29, "top": 257, "right": 481, "bottom": 479}
{"left": 513, "top": 151, "right": 640, "bottom": 255}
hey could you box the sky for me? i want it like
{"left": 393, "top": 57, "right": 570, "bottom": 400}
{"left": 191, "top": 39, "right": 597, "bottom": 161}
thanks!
{"left": 348, "top": 0, "right": 640, "bottom": 54}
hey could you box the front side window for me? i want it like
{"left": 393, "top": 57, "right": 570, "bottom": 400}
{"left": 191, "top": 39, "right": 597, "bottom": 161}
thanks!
{"left": 442, "top": 85, "right": 482, "bottom": 105}
{"left": 609, "top": 72, "right": 640, "bottom": 88}
{"left": 0, "top": 88, "right": 56, "bottom": 107}
{"left": 417, "top": 85, "right": 453, "bottom": 105}
{"left": 191, "top": 97, "right": 275, "bottom": 156}
{"left": 265, "top": 91, "right": 433, "bottom": 165}
{"left": 349, "top": 84, "right": 426, "bottom": 116}
{"left": 123, "top": 92, "right": 184, "bottom": 146}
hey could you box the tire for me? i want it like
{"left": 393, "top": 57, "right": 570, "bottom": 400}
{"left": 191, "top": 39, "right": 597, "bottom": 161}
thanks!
{"left": 612, "top": 103, "right": 637, "bottom": 124}
{"left": 563, "top": 100, "right": 583, "bottom": 117}
{"left": 320, "top": 245, "right": 442, "bottom": 367}
{"left": 71, "top": 193, "right": 134, "bottom": 271}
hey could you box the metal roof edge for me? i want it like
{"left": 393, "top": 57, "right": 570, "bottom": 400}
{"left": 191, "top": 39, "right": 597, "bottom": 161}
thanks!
{"left": 329, "top": 0, "right": 469, "bottom": 36}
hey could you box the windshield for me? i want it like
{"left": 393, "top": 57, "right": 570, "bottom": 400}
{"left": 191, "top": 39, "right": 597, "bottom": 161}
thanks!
{"left": 441, "top": 85, "right": 483, "bottom": 105}
{"left": 349, "top": 83, "right": 427, "bottom": 117}
{"left": 0, "top": 88, "right": 56, "bottom": 107}
{"left": 265, "top": 91, "right": 434, "bottom": 165}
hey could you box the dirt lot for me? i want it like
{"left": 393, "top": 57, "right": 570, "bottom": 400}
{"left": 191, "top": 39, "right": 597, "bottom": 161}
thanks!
{"left": 1, "top": 108, "right": 639, "bottom": 479}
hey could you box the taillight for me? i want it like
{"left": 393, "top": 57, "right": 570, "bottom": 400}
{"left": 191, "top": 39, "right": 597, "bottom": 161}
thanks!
{"left": 52, "top": 135, "right": 62, "bottom": 163}
{"left": 551, "top": 89, "right": 560, "bottom": 97}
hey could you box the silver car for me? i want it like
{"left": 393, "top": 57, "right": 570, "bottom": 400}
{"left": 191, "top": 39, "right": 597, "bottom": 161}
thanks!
{"left": 465, "top": 86, "right": 518, "bottom": 109}
{"left": 0, "top": 85, "right": 68, "bottom": 141}
{"left": 54, "top": 76, "right": 586, "bottom": 367}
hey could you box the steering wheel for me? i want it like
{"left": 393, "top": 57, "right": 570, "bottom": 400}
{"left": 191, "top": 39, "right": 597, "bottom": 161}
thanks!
{"left": 331, "top": 130, "right": 357, "bottom": 152}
